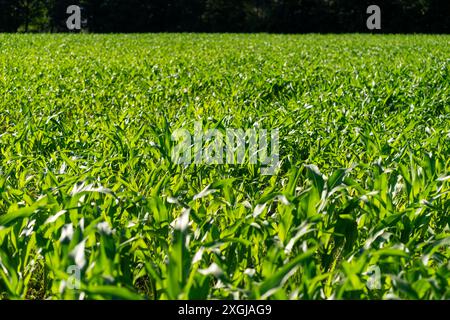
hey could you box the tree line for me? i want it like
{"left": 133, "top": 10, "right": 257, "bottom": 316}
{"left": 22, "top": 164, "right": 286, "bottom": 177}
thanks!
{"left": 0, "top": 0, "right": 449, "bottom": 33}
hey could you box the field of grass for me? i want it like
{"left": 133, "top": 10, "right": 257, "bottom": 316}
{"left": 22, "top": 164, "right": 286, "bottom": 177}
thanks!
{"left": 0, "top": 34, "right": 449, "bottom": 300}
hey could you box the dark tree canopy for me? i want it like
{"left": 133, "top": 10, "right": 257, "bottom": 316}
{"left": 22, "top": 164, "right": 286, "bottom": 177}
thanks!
{"left": 0, "top": 0, "right": 449, "bottom": 33}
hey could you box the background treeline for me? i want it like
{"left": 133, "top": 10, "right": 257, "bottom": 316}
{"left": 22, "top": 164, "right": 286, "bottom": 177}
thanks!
{"left": 0, "top": 0, "right": 449, "bottom": 33}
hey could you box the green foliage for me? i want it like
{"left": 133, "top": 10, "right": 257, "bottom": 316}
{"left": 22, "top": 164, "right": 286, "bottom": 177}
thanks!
{"left": 0, "top": 34, "right": 449, "bottom": 300}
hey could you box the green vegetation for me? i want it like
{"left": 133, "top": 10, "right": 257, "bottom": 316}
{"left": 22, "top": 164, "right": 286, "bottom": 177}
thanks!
{"left": 0, "top": 34, "right": 449, "bottom": 300}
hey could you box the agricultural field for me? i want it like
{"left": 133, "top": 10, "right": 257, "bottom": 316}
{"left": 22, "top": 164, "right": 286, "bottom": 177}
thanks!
{"left": 0, "top": 34, "right": 449, "bottom": 300}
